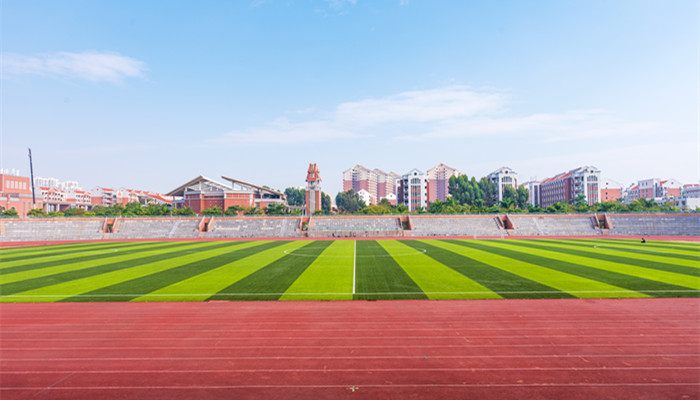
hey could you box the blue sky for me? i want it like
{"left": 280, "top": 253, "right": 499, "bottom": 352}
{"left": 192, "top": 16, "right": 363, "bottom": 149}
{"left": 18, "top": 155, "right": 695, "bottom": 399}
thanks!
{"left": 2, "top": 0, "right": 698, "bottom": 196}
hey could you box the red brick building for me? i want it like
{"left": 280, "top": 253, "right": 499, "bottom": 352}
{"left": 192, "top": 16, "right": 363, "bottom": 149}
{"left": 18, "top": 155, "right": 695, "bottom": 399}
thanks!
{"left": 538, "top": 166, "right": 601, "bottom": 208}
{"left": 168, "top": 176, "right": 285, "bottom": 214}
{"left": 599, "top": 178, "right": 623, "bottom": 202}
{"left": 0, "top": 174, "right": 39, "bottom": 216}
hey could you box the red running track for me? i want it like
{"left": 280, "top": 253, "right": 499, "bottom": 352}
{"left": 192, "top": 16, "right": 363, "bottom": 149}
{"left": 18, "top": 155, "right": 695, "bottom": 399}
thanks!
{"left": 1, "top": 299, "right": 698, "bottom": 400}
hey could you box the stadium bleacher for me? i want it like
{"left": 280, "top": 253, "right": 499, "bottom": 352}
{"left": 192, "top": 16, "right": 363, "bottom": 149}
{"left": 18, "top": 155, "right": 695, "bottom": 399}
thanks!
{"left": 409, "top": 216, "right": 503, "bottom": 237}
{"left": 209, "top": 217, "right": 301, "bottom": 238}
{"left": 0, "top": 214, "right": 697, "bottom": 242}
{"left": 509, "top": 215, "right": 599, "bottom": 236}
{"left": 608, "top": 214, "right": 700, "bottom": 236}
{"left": 308, "top": 217, "right": 402, "bottom": 237}
{"left": 0, "top": 219, "right": 104, "bottom": 241}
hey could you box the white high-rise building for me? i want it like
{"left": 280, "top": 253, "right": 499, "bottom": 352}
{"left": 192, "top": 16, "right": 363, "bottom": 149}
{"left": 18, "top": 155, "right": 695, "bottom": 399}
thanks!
{"left": 397, "top": 169, "right": 428, "bottom": 212}
{"left": 487, "top": 167, "right": 518, "bottom": 202}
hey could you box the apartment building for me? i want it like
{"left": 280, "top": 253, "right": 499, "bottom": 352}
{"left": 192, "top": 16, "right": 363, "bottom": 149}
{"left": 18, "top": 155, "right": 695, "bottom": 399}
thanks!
{"left": 427, "top": 163, "right": 460, "bottom": 203}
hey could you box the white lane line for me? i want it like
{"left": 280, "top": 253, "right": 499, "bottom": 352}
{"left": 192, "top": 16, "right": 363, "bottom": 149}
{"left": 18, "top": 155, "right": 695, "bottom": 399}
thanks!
{"left": 3, "top": 383, "right": 698, "bottom": 390}
{"left": 4, "top": 342, "right": 696, "bottom": 351}
{"left": 4, "top": 366, "right": 697, "bottom": 374}
{"left": 5, "top": 354, "right": 698, "bottom": 361}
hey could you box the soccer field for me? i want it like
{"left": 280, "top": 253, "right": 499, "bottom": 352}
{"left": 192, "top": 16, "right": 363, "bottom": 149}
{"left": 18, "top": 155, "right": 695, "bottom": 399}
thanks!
{"left": 1, "top": 239, "right": 698, "bottom": 302}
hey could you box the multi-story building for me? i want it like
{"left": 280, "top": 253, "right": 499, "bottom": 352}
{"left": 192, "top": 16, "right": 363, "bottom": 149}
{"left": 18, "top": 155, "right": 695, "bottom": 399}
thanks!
{"left": 356, "top": 189, "right": 374, "bottom": 206}
{"left": 657, "top": 179, "right": 682, "bottom": 199}
{"left": 519, "top": 179, "right": 540, "bottom": 206}
{"left": 343, "top": 165, "right": 400, "bottom": 205}
{"left": 343, "top": 165, "right": 377, "bottom": 203}
{"left": 59, "top": 181, "right": 80, "bottom": 191}
{"left": 0, "top": 173, "right": 39, "bottom": 216}
{"left": 91, "top": 187, "right": 128, "bottom": 207}
{"left": 34, "top": 176, "right": 60, "bottom": 189}
{"left": 626, "top": 178, "right": 683, "bottom": 202}
{"left": 427, "top": 163, "right": 460, "bottom": 203}
{"left": 682, "top": 184, "right": 700, "bottom": 199}
{"left": 487, "top": 167, "right": 518, "bottom": 202}
{"left": 599, "top": 178, "right": 624, "bottom": 202}
{"left": 538, "top": 166, "right": 600, "bottom": 208}
{"left": 374, "top": 169, "right": 400, "bottom": 201}
{"left": 397, "top": 169, "right": 429, "bottom": 212}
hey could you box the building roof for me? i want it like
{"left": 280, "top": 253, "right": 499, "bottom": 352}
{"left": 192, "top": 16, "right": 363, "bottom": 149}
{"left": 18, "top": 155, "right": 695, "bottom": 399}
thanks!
{"left": 166, "top": 176, "right": 232, "bottom": 197}
{"left": 540, "top": 172, "right": 572, "bottom": 185}
{"left": 488, "top": 166, "right": 516, "bottom": 175}
{"left": 221, "top": 176, "right": 284, "bottom": 197}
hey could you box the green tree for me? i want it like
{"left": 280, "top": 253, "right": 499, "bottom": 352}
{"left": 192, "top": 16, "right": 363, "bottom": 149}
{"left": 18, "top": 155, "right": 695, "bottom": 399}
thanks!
{"left": 573, "top": 194, "right": 590, "bottom": 212}
{"left": 63, "top": 207, "right": 86, "bottom": 217}
{"left": 362, "top": 204, "right": 390, "bottom": 214}
{"left": 225, "top": 205, "right": 244, "bottom": 216}
{"left": 244, "top": 207, "right": 263, "bottom": 216}
{"left": 500, "top": 196, "right": 515, "bottom": 210}
{"left": 516, "top": 186, "right": 529, "bottom": 209}
{"left": 48, "top": 211, "right": 64, "bottom": 217}
{"left": 27, "top": 208, "right": 47, "bottom": 217}
{"left": 173, "top": 206, "right": 196, "bottom": 216}
{"left": 2, "top": 209, "right": 19, "bottom": 217}
{"left": 202, "top": 207, "right": 223, "bottom": 216}
{"left": 264, "top": 203, "right": 287, "bottom": 215}
{"left": 321, "top": 192, "right": 332, "bottom": 214}
{"left": 284, "top": 187, "right": 306, "bottom": 206}
{"left": 123, "top": 202, "right": 144, "bottom": 216}
{"left": 335, "top": 190, "right": 366, "bottom": 213}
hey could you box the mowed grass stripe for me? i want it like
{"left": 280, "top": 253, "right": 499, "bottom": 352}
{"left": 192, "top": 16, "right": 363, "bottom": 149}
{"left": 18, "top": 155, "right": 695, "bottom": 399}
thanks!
{"left": 547, "top": 239, "right": 700, "bottom": 265}
{"left": 0, "top": 241, "right": 230, "bottom": 297}
{"left": 212, "top": 240, "right": 334, "bottom": 301}
{"left": 65, "top": 241, "right": 281, "bottom": 302}
{"left": 136, "top": 240, "right": 310, "bottom": 302}
{"left": 354, "top": 240, "right": 428, "bottom": 300}
{"left": 570, "top": 239, "right": 700, "bottom": 257}
{"left": 379, "top": 240, "right": 500, "bottom": 300}
{"left": 471, "top": 240, "right": 693, "bottom": 297}
{"left": 575, "top": 238, "right": 700, "bottom": 253}
{"left": 0, "top": 240, "right": 120, "bottom": 255}
{"left": 9, "top": 241, "right": 265, "bottom": 302}
{"left": 445, "top": 240, "right": 641, "bottom": 298}
{"left": 509, "top": 240, "right": 699, "bottom": 276}
{"left": 0, "top": 241, "right": 185, "bottom": 276}
{"left": 498, "top": 241, "right": 699, "bottom": 290}
{"left": 0, "top": 242, "right": 204, "bottom": 285}
{"left": 0, "top": 241, "right": 145, "bottom": 262}
{"left": 404, "top": 240, "right": 574, "bottom": 299}
{"left": 280, "top": 240, "right": 354, "bottom": 300}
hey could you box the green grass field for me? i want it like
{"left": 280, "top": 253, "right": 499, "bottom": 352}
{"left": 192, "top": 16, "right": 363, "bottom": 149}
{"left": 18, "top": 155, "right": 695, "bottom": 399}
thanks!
{"left": 1, "top": 239, "right": 698, "bottom": 302}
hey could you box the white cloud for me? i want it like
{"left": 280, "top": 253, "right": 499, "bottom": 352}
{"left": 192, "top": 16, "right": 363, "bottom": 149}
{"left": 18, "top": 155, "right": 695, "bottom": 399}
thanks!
{"left": 213, "top": 85, "right": 660, "bottom": 147}
{"left": 1, "top": 51, "right": 146, "bottom": 83}
{"left": 325, "top": 0, "right": 357, "bottom": 9}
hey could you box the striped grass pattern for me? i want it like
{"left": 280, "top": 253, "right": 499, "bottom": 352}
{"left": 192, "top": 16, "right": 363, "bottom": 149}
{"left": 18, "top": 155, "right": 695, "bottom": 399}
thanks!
{"left": 1, "top": 239, "right": 697, "bottom": 302}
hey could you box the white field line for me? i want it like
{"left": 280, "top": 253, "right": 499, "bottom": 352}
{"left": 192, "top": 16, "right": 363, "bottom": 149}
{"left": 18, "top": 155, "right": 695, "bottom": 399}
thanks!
{"left": 353, "top": 240, "right": 356, "bottom": 295}
{"left": 2, "top": 289, "right": 698, "bottom": 299}
{"left": 592, "top": 245, "right": 698, "bottom": 256}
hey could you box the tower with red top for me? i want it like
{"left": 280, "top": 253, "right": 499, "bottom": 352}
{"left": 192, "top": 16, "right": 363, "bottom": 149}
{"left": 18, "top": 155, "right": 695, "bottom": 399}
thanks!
{"left": 305, "top": 163, "right": 322, "bottom": 215}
